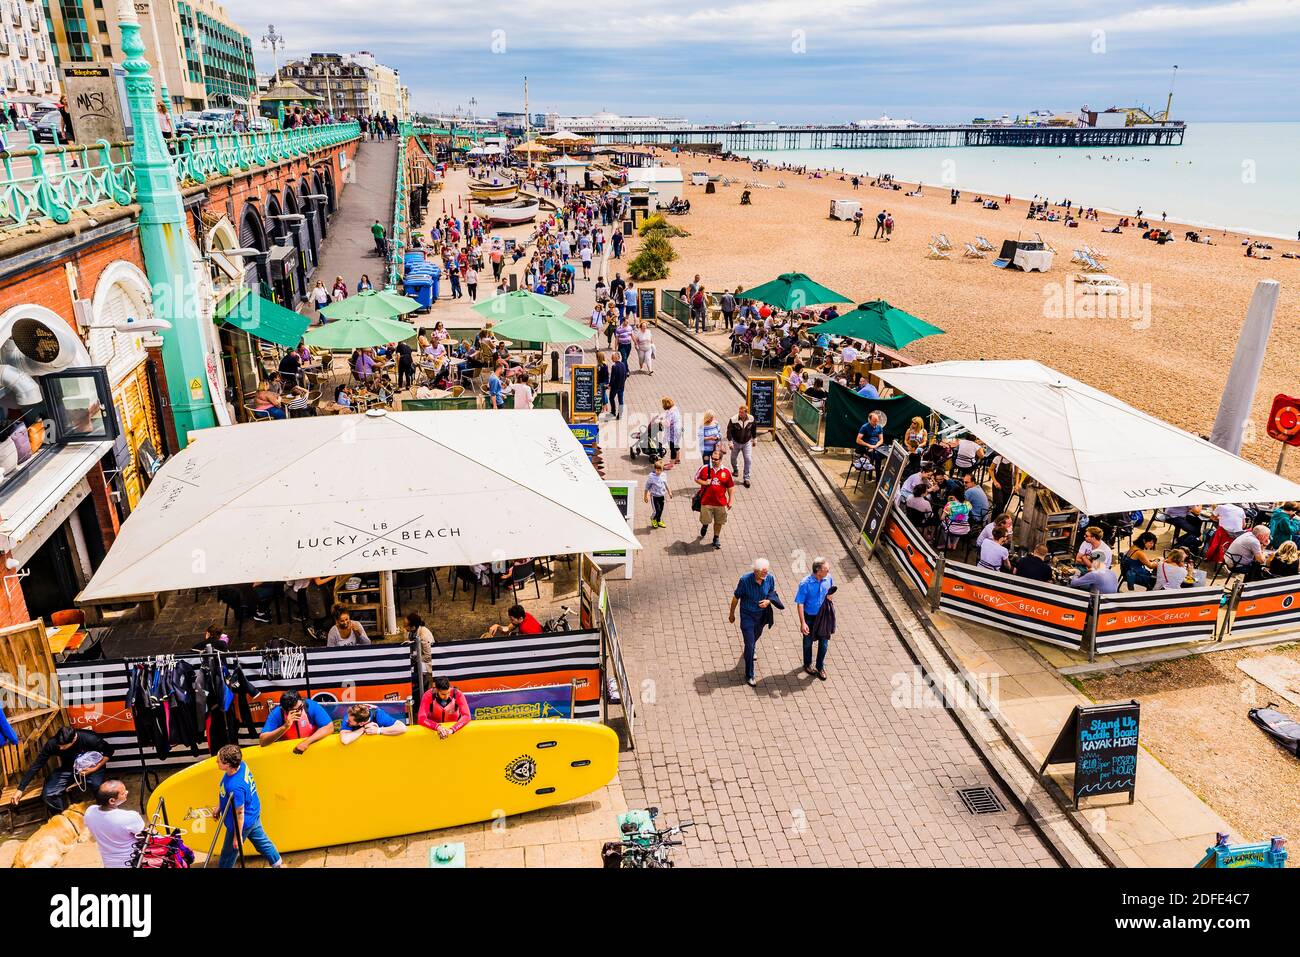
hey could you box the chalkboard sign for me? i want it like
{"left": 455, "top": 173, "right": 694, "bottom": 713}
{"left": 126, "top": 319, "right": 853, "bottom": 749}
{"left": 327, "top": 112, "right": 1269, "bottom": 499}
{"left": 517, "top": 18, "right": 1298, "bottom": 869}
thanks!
{"left": 746, "top": 375, "right": 778, "bottom": 433}
{"left": 569, "top": 364, "right": 598, "bottom": 421}
{"left": 637, "top": 287, "right": 657, "bottom": 324}
{"left": 1040, "top": 701, "right": 1140, "bottom": 807}
{"left": 859, "top": 442, "right": 908, "bottom": 557}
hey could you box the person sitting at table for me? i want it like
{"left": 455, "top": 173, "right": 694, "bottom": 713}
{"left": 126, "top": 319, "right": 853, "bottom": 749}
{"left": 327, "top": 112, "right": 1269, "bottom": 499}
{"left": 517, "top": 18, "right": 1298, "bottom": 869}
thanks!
{"left": 277, "top": 348, "right": 301, "bottom": 388}
{"left": 251, "top": 380, "right": 285, "bottom": 420}
{"left": 192, "top": 623, "right": 230, "bottom": 652}
{"left": 1269, "top": 502, "right": 1299, "bottom": 547}
{"left": 1153, "top": 548, "right": 1189, "bottom": 590}
{"left": 1015, "top": 543, "right": 1054, "bottom": 582}
{"left": 840, "top": 339, "right": 860, "bottom": 366}
{"left": 940, "top": 495, "right": 972, "bottom": 549}
{"left": 327, "top": 607, "right": 371, "bottom": 647}
{"left": 1075, "top": 525, "right": 1113, "bottom": 573}
{"left": 431, "top": 321, "right": 449, "bottom": 344}
{"left": 339, "top": 703, "right": 406, "bottom": 745}
{"left": 1121, "top": 532, "right": 1160, "bottom": 590}
{"left": 1224, "top": 525, "right": 1272, "bottom": 581}
{"left": 1269, "top": 540, "right": 1299, "bottom": 578}
{"left": 333, "top": 384, "right": 353, "bottom": 411}
{"left": 904, "top": 487, "right": 935, "bottom": 527}
{"left": 856, "top": 411, "right": 886, "bottom": 471}
{"left": 1070, "top": 556, "right": 1119, "bottom": 594}
{"left": 259, "top": 691, "right": 334, "bottom": 753}
{"left": 350, "top": 348, "right": 376, "bottom": 382}
{"left": 484, "top": 604, "right": 544, "bottom": 638}
{"left": 856, "top": 378, "right": 880, "bottom": 399}
{"left": 977, "top": 526, "right": 1012, "bottom": 572}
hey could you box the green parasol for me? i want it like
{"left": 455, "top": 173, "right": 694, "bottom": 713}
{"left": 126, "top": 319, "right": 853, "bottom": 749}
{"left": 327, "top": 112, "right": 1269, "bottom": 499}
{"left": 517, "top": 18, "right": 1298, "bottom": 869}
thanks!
{"left": 808, "top": 300, "right": 944, "bottom": 350}
{"left": 735, "top": 272, "right": 851, "bottom": 311}
{"left": 487, "top": 311, "right": 596, "bottom": 345}
{"left": 320, "top": 289, "right": 421, "bottom": 322}
{"left": 303, "top": 316, "right": 418, "bottom": 349}
{"left": 471, "top": 289, "right": 570, "bottom": 321}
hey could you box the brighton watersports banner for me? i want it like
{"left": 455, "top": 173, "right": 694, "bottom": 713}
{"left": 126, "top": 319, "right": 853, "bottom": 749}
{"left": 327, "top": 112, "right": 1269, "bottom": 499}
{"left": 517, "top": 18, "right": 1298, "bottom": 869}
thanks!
{"left": 57, "top": 643, "right": 416, "bottom": 770}
{"left": 939, "top": 561, "right": 1090, "bottom": 650}
{"left": 464, "top": 684, "right": 575, "bottom": 721}
{"left": 1093, "top": 586, "right": 1222, "bottom": 653}
{"left": 822, "top": 380, "right": 930, "bottom": 450}
{"left": 425, "top": 629, "right": 602, "bottom": 721}
{"left": 882, "top": 512, "right": 937, "bottom": 596}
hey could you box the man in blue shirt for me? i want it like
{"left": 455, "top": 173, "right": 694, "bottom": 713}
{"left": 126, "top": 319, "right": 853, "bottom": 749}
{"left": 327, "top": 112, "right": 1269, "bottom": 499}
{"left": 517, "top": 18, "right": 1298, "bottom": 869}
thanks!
{"left": 856, "top": 381, "right": 879, "bottom": 399}
{"left": 1070, "top": 557, "right": 1119, "bottom": 595}
{"left": 962, "top": 474, "right": 990, "bottom": 523}
{"left": 795, "top": 558, "right": 836, "bottom": 679}
{"left": 339, "top": 703, "right": 408, "bottom": 745}
{"left": 856, "top": 412, "right": 886, "bottom": 471}
{"left": 215, "top": 744, "right": 282, "bottom": 868}
{"left": 487, "top": 364, "right": 506, "bottom": 409}
{"left": 728, "top": 558, "right": 785, "bottom": 686}
{"left": 259, "top": 691, "right": 335, "bottom": 754}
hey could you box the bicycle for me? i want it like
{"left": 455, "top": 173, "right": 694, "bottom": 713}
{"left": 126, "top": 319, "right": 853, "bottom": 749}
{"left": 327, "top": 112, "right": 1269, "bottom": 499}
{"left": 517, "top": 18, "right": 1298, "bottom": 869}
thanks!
{"left": 542, "top": 604, "right": 573, "bottom": 632}
{"left": 602, "top": 808, "right": 695, "bottom": 869}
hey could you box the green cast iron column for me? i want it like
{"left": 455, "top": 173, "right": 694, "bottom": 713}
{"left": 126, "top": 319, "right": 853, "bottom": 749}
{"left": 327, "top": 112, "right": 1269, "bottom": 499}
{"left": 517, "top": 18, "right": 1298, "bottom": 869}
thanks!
{"left": 117, "top": 0, "right": 216, "bottom": 445}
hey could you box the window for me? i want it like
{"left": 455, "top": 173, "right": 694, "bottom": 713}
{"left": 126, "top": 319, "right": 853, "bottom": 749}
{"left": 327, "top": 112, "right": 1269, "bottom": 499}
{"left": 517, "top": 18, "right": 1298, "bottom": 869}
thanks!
{"left": 40, "top": 368, "right": 119, "bottom": 444}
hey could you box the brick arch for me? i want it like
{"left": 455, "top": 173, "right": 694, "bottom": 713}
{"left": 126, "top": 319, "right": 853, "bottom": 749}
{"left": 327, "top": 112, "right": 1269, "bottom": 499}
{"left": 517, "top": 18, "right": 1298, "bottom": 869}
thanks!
{"left": 239, "top": 202, "right": 269, "bottom": 287}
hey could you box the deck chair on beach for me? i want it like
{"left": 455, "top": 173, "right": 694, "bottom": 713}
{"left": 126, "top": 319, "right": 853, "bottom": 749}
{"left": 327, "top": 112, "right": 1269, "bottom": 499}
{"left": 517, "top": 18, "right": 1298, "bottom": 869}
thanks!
{"left": 1079, "top": 252, "right": 1106, "bottom": 273}
{"left": 1085, "top": 244, "right": 1108, "bottom": 260}
{"left": 926, "top": 244, "right": 951, "bottom": 261}
{"left": 963, "top": 243, "right": 986, "bottom": 259}
{"left": 1071, "top": 249, "right": 1090, "bottom": 265}
{"left": 975, "top": 236, "right": 996, "bottom": 252}
{"left": 934, "top": 234, "right": 953, "bottom": 251}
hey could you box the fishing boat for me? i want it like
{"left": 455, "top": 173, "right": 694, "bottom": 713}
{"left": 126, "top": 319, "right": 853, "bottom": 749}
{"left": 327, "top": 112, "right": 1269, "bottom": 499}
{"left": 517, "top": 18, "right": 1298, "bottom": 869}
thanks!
{"left": 481, "top": 198, "right": 540, "bottom": 225}
{"left": 469, "top": 180, "right": 519, "bottom": 201}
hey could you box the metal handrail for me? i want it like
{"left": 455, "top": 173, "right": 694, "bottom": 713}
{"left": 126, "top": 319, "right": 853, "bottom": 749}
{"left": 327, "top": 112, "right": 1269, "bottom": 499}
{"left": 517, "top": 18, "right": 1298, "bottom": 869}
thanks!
{"left": 0, "top": 120, "right": 361, "bottom": 231}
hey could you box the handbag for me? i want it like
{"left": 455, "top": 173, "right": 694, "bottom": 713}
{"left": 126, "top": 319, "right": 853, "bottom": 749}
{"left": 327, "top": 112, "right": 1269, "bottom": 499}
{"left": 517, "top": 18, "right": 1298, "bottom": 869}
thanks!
{"left": 692, "top": 465, "right": 712, "bottom": 512}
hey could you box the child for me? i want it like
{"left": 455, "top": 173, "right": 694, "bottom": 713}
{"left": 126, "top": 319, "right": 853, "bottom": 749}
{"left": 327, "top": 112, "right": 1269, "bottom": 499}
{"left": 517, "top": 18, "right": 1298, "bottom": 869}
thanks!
{"left": 644, "top": 459, "right": 671, "bottom": 529}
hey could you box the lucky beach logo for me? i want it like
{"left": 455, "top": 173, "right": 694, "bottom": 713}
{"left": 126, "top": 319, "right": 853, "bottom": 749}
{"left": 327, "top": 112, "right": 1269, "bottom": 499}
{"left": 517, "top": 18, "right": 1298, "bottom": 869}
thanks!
{"left": 1120, "top": 480, "right": 1260, "bottom": 501}
{"left": 938, "top": 397, "right": 1016, "bottom": 437}
{"left": 297, "top": 516, "right": 463, "bottom": 561}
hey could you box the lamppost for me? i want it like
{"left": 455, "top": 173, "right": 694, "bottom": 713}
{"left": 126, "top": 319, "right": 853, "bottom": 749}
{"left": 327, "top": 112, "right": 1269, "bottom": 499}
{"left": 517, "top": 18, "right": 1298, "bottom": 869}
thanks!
{"left": 116, "top": 0, "right": 216, "bottom": 446}
{"left": 262, "top": 24, "right": 286, "bottom": 126}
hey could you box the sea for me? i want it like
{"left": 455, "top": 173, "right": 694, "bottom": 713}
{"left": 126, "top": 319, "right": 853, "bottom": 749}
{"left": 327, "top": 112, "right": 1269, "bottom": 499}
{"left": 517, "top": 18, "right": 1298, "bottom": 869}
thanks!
{"left": 737, "top": 122, "right": 1299, "bottom": 240}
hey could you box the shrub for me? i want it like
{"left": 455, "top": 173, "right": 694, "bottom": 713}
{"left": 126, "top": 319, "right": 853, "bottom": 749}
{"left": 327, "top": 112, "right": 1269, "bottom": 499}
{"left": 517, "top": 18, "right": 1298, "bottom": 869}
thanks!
{"left": 640, "top": 235, "right": 677, "bottom": 262}
{"left": 627, "top": 248, "right": 669, "bottom": 281}
{"left": 638, "top": 214, "right": 668, "bottom": 236}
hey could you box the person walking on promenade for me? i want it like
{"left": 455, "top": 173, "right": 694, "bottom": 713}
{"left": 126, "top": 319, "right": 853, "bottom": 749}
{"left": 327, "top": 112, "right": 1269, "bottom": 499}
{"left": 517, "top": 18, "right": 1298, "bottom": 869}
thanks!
{"left": 644, "top": 459, "right": 672, "bottom": 529}
{"left": 612, "top": 229, "right": 623, "bottom": 259}
{"left": 662, "top": 396, "right": 683, "bottom": 467}
{"left": 695, "top": 447, "right": 735, "bottom": 550}
{"left": 466, "top": 266, "right": 479, "bottom": 301}
{"left": 729, "top": 557, "right": 785, "bottom": 686}
{"left": 632, "top": 320, "right": 655, "bottom": 374}
{"left": 796, "top": 558, "right": 836, "bottom": 680}
{"left": 691, "top": 284, "right": 708, "bottom": 332}
{"left": 698, "top": 410, "right": 722, "bottom": 466}
{"left": 597, "top": 351, "right": 610, "bottom": 415}
{"left": 215, "top": 744, "right": 283, "bottom": 868}
{"left": 873, "top": 209, "right": 886, "bottom": 238}
{"left": 371, "top": 219, "right": 387, "bottom": 258}
{"left": 609, "top": 352, "right": 629, "bottom": 419}
{"left": 615, "top": 316, "right": 634, "bottom": 366}
{"left": 726, "top": 403, "right": 756, "bottom": 487}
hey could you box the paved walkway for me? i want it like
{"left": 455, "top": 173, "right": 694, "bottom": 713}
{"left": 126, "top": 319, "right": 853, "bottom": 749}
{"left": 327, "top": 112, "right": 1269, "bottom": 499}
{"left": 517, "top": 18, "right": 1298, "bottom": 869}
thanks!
{"left": 305, "top": 137, "right": 397, "bottom": 298}
{"left": 545, "top": 254, "right": 1054, "bottom": 866}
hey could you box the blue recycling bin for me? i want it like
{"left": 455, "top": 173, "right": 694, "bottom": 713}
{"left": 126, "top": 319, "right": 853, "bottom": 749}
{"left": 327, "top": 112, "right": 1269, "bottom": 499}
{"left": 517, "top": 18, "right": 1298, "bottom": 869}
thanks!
{"left": 404, "top": 251, "right": 427, "bottom": 272}
{"left": 404, "top": 275, "right": 433, "bottom": 311}
{"left": 425, "top": 263, "right": 441, "bottom": 301}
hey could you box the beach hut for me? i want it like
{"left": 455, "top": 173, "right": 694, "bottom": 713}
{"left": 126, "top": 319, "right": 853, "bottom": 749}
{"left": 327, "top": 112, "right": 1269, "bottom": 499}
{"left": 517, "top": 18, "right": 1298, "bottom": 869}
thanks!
{"left": 546, "top": 155, "right": 592, "bottom": 187}
{"left": 626, "top": 166, "right": 684, "bottom": 206}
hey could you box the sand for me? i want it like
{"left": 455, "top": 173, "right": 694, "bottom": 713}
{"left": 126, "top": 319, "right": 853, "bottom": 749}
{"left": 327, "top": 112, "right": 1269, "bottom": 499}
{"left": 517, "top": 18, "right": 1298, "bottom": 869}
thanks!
{"left": 634, "top": 148, "right": 1300, "bottom": 480}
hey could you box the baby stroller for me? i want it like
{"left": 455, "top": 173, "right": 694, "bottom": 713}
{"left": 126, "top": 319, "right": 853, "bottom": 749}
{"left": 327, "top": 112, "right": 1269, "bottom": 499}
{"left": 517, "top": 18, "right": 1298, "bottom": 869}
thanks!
{"left": 629, "top": 416, "right": 666, "bottom": 461}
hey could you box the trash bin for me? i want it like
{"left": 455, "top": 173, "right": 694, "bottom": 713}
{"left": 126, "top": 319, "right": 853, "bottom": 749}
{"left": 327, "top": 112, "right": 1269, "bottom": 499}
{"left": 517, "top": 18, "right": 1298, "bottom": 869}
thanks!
{"left": 404, "top": 275, "right": 433, "bottom": 311}
{"left": 404, "top": 251, "right": 426, "bottom": 274}
{"left": 705, "top": 181, "right": 716, "bottom": 194}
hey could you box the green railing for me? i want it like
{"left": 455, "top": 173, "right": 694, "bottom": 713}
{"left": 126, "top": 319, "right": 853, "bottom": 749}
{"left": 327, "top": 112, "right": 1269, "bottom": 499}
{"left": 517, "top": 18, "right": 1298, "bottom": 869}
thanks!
{"left": 387, "top": 128, "right": 409, "bottom": 289}
{"left": 660, "top": 289, "right": 691, "bottom": 326}
{"left": 0, "top": 121, "right": 360, "bottom": 230}
{"left": 793, "top": 390, "right": 823, "bottom": 445}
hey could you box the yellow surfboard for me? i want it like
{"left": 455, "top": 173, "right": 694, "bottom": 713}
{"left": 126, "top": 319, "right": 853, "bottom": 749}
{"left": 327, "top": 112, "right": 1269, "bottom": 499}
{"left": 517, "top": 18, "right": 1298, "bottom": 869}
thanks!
{"left": 147, "top": 719, "right": 618, "bottom": 855}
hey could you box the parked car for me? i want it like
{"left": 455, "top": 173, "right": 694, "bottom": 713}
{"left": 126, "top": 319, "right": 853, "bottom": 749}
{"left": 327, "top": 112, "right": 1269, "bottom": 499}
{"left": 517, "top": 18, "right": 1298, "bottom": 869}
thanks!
{"left": 249, "top": 116, "right": 272, "bottom": 133}
{"left": 175, "top": 110, "right": 204, "bottom": 136}
{"left": 31, "top": 110, "right": 67, "bottom": 144}
{"left": 195, "top": 108, "right": 236, "bottom": 133}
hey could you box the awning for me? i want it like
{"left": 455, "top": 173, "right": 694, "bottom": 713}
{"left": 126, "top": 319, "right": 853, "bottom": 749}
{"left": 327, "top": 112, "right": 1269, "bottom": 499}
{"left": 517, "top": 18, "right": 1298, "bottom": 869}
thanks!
{"left": 0, "top": 441, "right": 113, "bottom": 565}
{"left": 877, "top": 360, "right": 1300, "bottom": 515}
{"left": 216, "top": 289, "right": 310, "bottom": 349}
{"left": 80, "top": 410, "right": 640, "bottom": 600}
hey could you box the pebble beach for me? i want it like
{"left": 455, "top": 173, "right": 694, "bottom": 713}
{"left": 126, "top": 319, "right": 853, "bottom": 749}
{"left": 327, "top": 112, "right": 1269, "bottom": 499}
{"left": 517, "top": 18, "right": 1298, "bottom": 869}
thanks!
{"left": 642, "top": 147, "right": 1300, "bottom": 479}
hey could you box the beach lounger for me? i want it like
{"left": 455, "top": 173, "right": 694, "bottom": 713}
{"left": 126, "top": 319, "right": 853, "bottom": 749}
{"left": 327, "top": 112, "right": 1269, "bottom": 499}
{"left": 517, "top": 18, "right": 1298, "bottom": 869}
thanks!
{"left": 935, "top": 234, "right": 953, "bottom": 250}
{"left": 1085, "top": 244, "right": 1108, "bottom": 260}
{"left": 926, "top": 245, "right": 951, "bottom": 261}
{"left": 975, "top": 236, "right": 995, "bottom": 251}
{"left": 1079, "top": 253, "right": 1106, "bottom": 273}
{"left": 1071, "top": 249, "right": 1090, "bottom": 265}
{"left": 963, "top": 243, "right": 986, "bottom": 259}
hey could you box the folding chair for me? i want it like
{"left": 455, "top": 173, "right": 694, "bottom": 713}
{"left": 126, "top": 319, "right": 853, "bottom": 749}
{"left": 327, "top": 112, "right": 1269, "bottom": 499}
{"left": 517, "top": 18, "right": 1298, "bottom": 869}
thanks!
{"left": 925, "top": 244, "right": 950, "bottom": 261}
{"left": 934, "top": 234, "right": 953, "bottom": 251}
{"left": 963, "top": 243, "right": 985, "bottom": 259}
{"left": 975, "top": 236, "right": 995, "bottom": 252}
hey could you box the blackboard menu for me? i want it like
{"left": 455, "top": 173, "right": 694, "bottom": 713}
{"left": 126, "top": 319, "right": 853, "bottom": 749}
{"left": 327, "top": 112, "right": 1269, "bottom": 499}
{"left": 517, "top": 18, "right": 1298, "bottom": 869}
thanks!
{"left": 570, "top": 364, "right": 598, "bottom": 420}
{"left": 860, "top": 443, "right": 907, "bottom": 556}
{"left": 637, "top": 287, "right": 657, "bottom": 323}
{"left": 1040, "top": 701, "right": 1140, "bottom": 807}
{"left": 747, "top": 376, "right": 778, "bottom": 432}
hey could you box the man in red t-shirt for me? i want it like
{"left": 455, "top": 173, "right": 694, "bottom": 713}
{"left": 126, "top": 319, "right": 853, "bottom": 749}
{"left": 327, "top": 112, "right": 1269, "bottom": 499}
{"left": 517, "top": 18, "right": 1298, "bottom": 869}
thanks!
{"left": 695, "top": 447, "right": 735, "bottom": 550}
{"left": 486, "top": 604, "right": 543, "bottom": 637}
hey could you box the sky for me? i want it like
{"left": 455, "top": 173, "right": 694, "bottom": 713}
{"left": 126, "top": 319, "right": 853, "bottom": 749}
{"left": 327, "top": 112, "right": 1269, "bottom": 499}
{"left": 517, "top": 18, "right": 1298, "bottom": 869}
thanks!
{"left": 225, "top": 0, "right": 1300, "bottom": 123}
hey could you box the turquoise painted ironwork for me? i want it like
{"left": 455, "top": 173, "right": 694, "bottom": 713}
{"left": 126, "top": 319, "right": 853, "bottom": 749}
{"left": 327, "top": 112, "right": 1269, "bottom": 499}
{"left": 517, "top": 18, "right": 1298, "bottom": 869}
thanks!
{"left": 0, "top": 121, "right": 360, "bottom": 231}
{"left": 387, "top": 128, "right": 409, "bottom": 289}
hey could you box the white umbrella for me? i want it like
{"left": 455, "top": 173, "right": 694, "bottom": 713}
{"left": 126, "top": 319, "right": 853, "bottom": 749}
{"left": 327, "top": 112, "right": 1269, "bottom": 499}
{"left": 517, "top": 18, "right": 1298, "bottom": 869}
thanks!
{"left": 81, "top": 409, "right": 639, "bottom": 600}
{"left": 877, "top": 360, "right": 1300, "bottom": 515}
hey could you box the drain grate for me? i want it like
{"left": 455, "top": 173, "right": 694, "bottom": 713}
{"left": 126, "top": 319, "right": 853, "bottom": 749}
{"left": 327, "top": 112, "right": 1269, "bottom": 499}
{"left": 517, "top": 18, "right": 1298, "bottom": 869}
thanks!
{"left": 957, "top": 786, "right": 1005, "bottom": 815}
